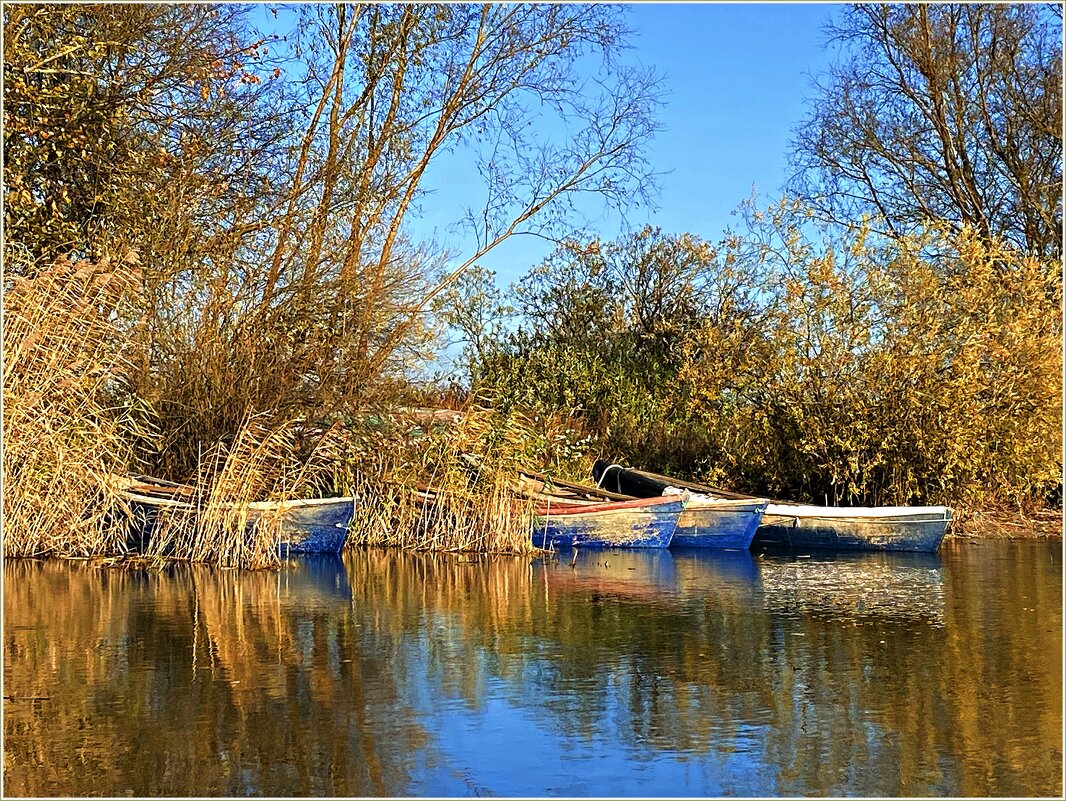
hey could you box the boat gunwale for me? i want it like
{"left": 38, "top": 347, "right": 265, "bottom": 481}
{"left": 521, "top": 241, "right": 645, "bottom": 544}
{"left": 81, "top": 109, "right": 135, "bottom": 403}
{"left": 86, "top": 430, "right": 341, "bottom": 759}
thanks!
{"left": 596, "top": 463, "right": 953, "bottom": 521}
{"left": 534, "top": 495, "right": 684, "bottom": 517}
{"left": 764, "top": 504, "right": 952, "bottom": 521}
{"left": 116, "top": 487, "right": 356, "bottom": 513}
{"left": 683, "top": 497, "right": 770, "bottom": 511}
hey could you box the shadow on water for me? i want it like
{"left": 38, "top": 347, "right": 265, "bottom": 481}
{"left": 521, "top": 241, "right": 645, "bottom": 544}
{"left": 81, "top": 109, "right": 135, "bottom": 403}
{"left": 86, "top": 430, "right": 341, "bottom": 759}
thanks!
{"left": 3, "top": 540, "right": 1061, "bottom": 797}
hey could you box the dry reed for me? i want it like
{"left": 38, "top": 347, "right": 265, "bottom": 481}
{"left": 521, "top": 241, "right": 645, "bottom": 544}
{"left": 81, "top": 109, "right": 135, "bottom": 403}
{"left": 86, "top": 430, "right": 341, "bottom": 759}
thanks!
{"left": 2, "top": 253, "right": 547, "bottom": 564}
{"left": 343, "top": 405, "right": 541, "bottom": 553}
{"left": 3, "top": 255, "right": 152, "bottom": 557}
{"left": 138, "top": 404, "right": 545, "bottom": 562}
{"left": 142, "top": 417, "right": 350, "bottom": 568}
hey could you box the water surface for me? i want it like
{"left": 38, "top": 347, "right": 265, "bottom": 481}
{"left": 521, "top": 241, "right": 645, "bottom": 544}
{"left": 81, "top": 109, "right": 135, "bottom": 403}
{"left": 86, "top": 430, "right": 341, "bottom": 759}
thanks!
{"left": 4, "top": 539, "right": 1061, "bottom": 797}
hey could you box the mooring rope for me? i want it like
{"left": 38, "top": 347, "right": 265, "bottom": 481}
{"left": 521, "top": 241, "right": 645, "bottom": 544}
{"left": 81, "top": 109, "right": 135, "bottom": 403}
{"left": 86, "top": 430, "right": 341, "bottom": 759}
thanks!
{"left": 595, "top": 463, "right": 624, "bottom": 494}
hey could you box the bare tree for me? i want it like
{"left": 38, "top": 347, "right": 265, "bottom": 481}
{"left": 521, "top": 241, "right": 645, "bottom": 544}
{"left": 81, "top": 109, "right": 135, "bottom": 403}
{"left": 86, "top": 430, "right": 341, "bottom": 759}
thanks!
{"left": 789, "top": 4, "right": 1062, "bottom": 260}
{"left": 4, "top": 3, "right": 661, "bottom": 472}
{"left": 254, "top": 3, "right": 662, "bottom": 408}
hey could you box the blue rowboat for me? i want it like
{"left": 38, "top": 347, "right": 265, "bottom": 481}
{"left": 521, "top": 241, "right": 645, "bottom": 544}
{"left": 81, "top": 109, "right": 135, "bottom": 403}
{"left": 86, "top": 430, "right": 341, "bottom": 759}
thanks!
{"left": 116, "top": 476, "right": 352, "bottom": 555}
{"left": 247, "top": 495, "right": 353, "bottom": 555}
{"left": 532, "top": 494, "right": 683, "bottom": 550}
{"left": 594, "top": 464, "right": 767, "bottom": 549}
{"left": 753, "top": 503, "right": 952, "bottom": 552}
{"left": 671, "top": 496, "right": 769, "bottom": 549}
{"left": 592, "top": 461, "right": 952, "bottom": 553}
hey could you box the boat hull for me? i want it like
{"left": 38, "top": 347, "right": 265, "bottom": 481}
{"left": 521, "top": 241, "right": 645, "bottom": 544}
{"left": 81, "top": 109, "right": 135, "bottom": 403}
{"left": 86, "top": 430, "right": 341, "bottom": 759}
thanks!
{"left": 532, "top": 496, "right": 682, "bottom": 550}
{"left": 119, "top": 483, "right": 353, "bottom": 556}
{"left": 753, "top": 505, "right": 951, "bottom": 553}
{"left": 246, "top": 499, "right": 354, "bottom": 555}
{"left": 672, "top": 499, "right": 769, "bottom": 549}
{"left": 591, "top": 461, "right": 952, "bottom": 553}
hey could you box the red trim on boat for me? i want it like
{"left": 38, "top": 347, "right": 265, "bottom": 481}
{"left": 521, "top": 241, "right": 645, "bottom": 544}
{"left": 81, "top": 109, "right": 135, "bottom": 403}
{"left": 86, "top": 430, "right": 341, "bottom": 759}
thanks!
{"left": 534, "top": 494, "right": 680, "bottom": 516}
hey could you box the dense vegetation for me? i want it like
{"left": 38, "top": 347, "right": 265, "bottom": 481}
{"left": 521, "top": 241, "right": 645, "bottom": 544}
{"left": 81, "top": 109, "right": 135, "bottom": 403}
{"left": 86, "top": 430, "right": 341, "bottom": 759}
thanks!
{"left": 3, "top": 3, "right": 658, "bottom": 561}
{"left": 3, "top": 3, "right": 1060, "bottom": 562}
{"left": 461, "top": 211, "right": 1061, "bottom": 519}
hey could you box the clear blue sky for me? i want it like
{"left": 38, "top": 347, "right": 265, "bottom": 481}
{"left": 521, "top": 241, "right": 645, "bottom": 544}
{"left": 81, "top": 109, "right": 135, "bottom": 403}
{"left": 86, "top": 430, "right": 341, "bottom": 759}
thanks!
{"left": 258, "top": 4, "right": 842, "bottom": 289}
{"left": 418, "top": 3, "right": 841, "bottom": 289}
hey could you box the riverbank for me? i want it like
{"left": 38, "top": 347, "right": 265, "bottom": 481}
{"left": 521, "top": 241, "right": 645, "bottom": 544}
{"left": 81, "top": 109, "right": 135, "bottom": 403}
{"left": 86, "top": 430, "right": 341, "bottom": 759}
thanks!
{"left": 8, "top": 501, "right": 1058, "bottom": 573}
{"left": 5, "top": 253, "right": 1057, "bottom": 568}
{"left": 950, "top": 507, "right": 1062, "bottom": 540}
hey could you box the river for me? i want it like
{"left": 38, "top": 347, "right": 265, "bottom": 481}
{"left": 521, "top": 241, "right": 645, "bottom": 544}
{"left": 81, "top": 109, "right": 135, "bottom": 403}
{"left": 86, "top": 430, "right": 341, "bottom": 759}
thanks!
{"left": 3, "top": 539, "right": 1061, "bottom": 797}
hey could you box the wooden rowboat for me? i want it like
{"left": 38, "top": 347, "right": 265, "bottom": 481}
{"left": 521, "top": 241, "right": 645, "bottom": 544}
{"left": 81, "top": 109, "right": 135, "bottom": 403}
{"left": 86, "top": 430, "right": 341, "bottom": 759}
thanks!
{"left": 531, "top": 493, "right": 685, "bottom": 550}
{"left": 510, "top": 470, "right": 684, "bottom": 550}
{"left": 113, "top": 475, "right": 353, "bottom": 556}
{"left": 590, "top": 463, "right": 768, "bottom": 549}
{"left": 591, "top": 461, "right": 952, "bottom": 553}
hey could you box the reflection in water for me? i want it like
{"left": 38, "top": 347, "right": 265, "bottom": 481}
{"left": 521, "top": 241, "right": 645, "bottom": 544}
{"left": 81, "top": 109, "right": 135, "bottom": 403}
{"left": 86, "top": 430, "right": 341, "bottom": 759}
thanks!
{"left": 3, "top": 557, "right": 422, "bottom": 797}
{"left": 3, "top": 540, "right": 1061, "bottom": 797}
{"left": 754, "top": 548, "right": 946, "bottom": 625}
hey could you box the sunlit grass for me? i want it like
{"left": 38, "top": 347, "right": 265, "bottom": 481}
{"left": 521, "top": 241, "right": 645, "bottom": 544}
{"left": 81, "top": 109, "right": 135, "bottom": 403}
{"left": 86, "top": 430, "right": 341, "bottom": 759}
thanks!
{"left": 2, "top": 255, "right": 152, "bottom": 557}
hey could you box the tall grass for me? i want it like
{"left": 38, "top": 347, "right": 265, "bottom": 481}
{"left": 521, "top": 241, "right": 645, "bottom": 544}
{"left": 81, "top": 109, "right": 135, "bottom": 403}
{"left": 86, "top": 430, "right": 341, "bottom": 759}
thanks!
{"left": 343, "top": 405, "right": 541, "bottom": 554}
{"left": 1, "top": 255, "right": 552, "bottom": 563}
{"left": 3, "top": 255, "right": 152, "bottom": 557}
{"left": 138, "top": 405, "right": 545, "bottom": 560}
{"left": 138, "top": 403, "right": 546, "bottom": 559}
{"left": 142, "top": 417, "right": 349, "bottom": 568}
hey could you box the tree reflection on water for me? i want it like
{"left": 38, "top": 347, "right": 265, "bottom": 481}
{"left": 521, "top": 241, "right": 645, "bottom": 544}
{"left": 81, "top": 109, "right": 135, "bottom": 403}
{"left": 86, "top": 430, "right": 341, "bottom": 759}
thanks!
{"left": 3, "top": 541, "right": 1061, "bottom": 797}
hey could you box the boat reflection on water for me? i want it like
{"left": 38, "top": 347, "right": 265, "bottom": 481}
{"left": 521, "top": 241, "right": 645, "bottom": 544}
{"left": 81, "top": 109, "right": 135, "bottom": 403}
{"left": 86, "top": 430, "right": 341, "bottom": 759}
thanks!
{"left": 669, "top": 546, "right": 761, "bottom": 606}
{"left": 535, "top": 545, "right": 945, "bottom": 627}
{"left": 534, "top": 546, "right": 764, "bottom": 595}
{"left": 533, "top": 546, "right": 679, "bottom": 604}
{"left": 2, "top": 554, "right": 424, "bottom": 798}
{"left": 3, "top": 541, "right": 1058, "bottom": 798}
{"left": 752, "top": 547, "right": 946, "bottom": 626}
{"left": 275, "top": 554, "right": 352, "bottom": 608}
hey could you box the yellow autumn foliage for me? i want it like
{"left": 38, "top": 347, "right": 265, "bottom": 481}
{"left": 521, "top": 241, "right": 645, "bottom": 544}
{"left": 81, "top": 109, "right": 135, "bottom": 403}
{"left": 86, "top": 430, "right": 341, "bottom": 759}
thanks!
{"left": 680, "top": 213, "right": 1061, "bottom": 514}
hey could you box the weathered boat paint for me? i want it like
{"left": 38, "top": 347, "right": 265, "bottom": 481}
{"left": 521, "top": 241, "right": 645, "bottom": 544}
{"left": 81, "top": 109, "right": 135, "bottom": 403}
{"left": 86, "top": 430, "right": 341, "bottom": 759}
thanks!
{"left": 592, "top": 461, "right": 952, "bottom": 553}
{"left": 592, "top": 463, "right": 768, "bottom": 550}
{"left": 671, "top": 497, "right": 769, "bottom": 549}
{"left": 246, "top": 497, "right": 354, "bottom": 556}
{"left": 116, "top": 478, "right": 353, "bottom": 556}
{"left": 532, "top": 495, "right": 682, "bottom": 549}
{"left": 753, "top": 504, "right": 952, "bottom": 552}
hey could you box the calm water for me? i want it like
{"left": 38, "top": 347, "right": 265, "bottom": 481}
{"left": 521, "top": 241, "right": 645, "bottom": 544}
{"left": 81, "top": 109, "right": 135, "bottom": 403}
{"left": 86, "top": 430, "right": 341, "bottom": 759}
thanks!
{"left": 4, "top": 539, "right": 1061, "bottom": 797}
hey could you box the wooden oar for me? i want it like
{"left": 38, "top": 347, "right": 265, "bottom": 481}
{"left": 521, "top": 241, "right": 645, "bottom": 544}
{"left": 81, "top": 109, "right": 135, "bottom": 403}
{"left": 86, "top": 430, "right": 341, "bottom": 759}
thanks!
{"left": 518, "top": 469, "right": 635, "bottom": 502}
